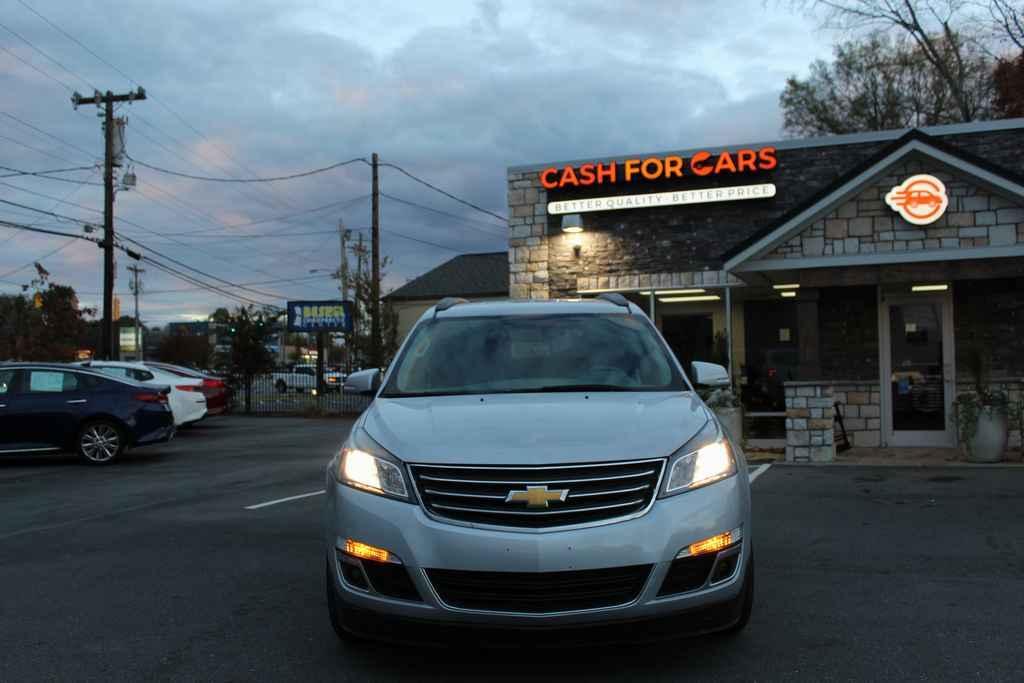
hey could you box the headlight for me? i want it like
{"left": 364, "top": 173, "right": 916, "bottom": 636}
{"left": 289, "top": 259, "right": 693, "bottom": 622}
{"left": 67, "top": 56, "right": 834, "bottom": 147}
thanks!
{"left": 662, "top": 419, "right": 736, "bottom": 496}
{"left": 336, "top": 430, "right": 410, "bottom": 501}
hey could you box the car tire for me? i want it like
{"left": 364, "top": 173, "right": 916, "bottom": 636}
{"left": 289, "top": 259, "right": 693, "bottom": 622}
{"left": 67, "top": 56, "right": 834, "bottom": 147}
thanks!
{"left": 77, "top": 420, "right": 127, "bottom": 465}
{"left": 326, "top": 560, "right": 363, "bottom": 643}
{"left": 275, "top": 379, "right": 287, "bottom": 394}
{"left": 721, "top": 551, "right": 754, "bottom": 635}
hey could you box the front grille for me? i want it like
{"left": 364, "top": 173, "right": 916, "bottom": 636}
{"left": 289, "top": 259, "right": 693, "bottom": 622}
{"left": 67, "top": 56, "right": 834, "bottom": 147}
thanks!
{"left": 426, "top": 565, "right": 653, "bottom": 613}
{"left": 409, "top": 459, "right": 664, "bottom": 529}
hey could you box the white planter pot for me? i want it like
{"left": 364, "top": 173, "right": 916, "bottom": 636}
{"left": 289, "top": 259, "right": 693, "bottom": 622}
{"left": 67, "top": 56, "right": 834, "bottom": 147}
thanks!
{"left": 966, "top": 406, "right": 1007, "bottom": 463}
{"left": 714, "top": 406, "right": 744, "bottom": 445}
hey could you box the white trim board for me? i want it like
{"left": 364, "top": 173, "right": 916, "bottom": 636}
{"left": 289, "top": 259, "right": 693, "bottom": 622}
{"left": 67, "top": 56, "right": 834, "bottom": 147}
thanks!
{"left": 724, "top": 138, "right": 1024, "bottom": 272}
{"left": 736, "top": 244, "right": 1024, "bottom": 272}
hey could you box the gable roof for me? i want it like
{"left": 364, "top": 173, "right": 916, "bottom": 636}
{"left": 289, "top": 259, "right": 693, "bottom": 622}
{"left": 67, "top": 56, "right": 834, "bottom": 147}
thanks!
{"left": 723, "top": 129, "right": 1024, "bottom": 272}
{"left": 384, "top": 252, "right": 509, "bottom": 301}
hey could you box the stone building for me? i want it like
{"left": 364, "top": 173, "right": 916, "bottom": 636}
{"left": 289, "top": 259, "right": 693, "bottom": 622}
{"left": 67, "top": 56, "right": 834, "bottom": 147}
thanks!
{"left": 506, "top": 119, "right": 1024, "bottom": 460}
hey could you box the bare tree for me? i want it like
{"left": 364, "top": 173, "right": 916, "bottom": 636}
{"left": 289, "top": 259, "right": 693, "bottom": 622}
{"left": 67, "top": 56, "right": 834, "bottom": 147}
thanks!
{"left": 988, "top": 0, "right": 1024, "bottom": 49}
{"left": 782, "top": 31, "right": 993, "bottom": 135}
{"left": 803, "top": 1, "right": 993, "bottom": 120}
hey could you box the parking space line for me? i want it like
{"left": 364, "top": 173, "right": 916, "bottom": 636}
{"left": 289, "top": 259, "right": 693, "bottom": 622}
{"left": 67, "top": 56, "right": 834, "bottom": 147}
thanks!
{"left": 749, "top": 463, "right": 771, "bottom": 484}
{"left": 244, "top": 489, "right": 326, "bottom": 510}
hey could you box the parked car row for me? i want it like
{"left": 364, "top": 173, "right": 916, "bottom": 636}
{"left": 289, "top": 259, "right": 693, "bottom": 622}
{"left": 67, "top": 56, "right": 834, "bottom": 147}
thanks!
{"left": 270, "top": 364, "right": 347, "bottom": 394}
{"left": 0, "top": 360, "right": 231, "bottom": 464}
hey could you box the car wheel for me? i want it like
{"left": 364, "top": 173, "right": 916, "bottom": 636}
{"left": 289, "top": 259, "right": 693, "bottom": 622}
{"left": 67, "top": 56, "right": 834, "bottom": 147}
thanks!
{"left": 722, "top": 551, "right": 754, "bottom": 635}
{"left": 77, "top": 420, "right": 126, "bottom": 465}
{"left": 275, "top": 379, "right": 287, "bottom": 394}
{"left": 326, "top": 560, "right": 363, "bottom": 643}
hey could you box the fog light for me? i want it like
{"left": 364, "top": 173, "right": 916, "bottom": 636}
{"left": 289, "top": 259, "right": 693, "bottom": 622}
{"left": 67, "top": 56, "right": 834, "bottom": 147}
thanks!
{"left": 344, "top": 538, "right": 399, "bottom": 564}
{"left": 677, "top": 527, "right": 742, "bottom": 558}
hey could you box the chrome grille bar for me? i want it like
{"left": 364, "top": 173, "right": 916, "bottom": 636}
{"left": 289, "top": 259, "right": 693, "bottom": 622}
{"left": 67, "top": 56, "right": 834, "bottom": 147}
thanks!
{"left": 409, "top": 458, "right": 665, "bottom": 530}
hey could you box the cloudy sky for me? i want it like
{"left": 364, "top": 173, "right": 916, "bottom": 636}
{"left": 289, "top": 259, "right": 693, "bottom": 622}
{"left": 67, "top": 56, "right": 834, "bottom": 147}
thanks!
{"left": 0, "top": 0, "right": 834, "bottom": 325}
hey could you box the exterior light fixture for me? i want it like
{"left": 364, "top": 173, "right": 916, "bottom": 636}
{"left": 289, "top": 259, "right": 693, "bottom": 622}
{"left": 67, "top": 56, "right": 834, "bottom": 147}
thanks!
{"left": 658, "top": 295, "right": 722, "bottom": 303}
{"left": 561, "top": 213, "right": 584, "bottom": 233}
{"left": 772, "top": 283, "right": 800, "bottom": 290}
{"left": 780, "top": 291, "right": 797, "bottom": 298}
{"left": 641, "top": 289, "right": 706, "bottom": 296}
{"left": 911, "top": 284, "right": 949, "bottom": 292}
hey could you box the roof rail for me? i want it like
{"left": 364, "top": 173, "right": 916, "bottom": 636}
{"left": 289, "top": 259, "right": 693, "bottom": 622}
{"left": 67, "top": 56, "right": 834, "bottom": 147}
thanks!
{"left": 434, "top": 297, "right": 469, "bottom": 317}
{"left": 596, "top": 292, "right": 632, "bottom": 311}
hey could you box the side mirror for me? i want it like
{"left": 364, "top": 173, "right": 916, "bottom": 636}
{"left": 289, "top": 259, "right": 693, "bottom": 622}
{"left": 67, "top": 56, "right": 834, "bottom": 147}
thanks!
{"left": 691, "top": 361, "right": 730, "bottom": 388}
{"left": 343, "top": 368, "right": 381, "bottom": 396}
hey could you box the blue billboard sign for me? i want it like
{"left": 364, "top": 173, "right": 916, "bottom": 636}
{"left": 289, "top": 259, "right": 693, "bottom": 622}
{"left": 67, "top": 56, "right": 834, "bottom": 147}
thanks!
{"left": 286, "top": 300, "right": 354, "bottom": 333}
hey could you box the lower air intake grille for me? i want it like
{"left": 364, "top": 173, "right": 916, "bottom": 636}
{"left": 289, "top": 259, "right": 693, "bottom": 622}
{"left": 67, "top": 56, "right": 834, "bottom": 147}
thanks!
{"left": 409, "top": 459, "right": 664, "bottom": 529}
{"left": 426, "top": 565, "right": 653, "bottom": 613}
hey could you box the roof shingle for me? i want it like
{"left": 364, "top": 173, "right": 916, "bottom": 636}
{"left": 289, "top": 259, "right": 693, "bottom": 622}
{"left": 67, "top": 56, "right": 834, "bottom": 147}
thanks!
{"left": 384, "top": 252, "right": 509, "bottom": 301}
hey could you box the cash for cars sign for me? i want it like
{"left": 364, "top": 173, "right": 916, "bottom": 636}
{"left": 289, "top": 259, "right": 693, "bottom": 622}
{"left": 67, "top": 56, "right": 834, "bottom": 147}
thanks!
{"left": 287, "top": 300, "right": 354, "bottom": 333}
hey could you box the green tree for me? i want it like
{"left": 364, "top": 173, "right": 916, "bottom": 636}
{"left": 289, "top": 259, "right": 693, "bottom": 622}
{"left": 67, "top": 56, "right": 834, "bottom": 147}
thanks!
{"left": 344, "top": 234, "right": 399, "bottom": 370}
{"left": 781, "top": 31, "right": 994, "bottom": 136}
{"left": 0, "top": 265, "right": 93, "bottom": 361}
{"left": 225, "top": 305, "right": 280, "bottom": 413}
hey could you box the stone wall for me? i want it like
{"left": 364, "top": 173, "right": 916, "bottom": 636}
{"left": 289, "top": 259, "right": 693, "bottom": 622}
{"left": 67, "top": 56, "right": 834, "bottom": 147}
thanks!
{"left": 767, "top": 159, "right": 1024, "bottom": 261}
{"left": 784, "top": 382, "right": 835, "bottom": 462}
{"left": 506, "top": 170, "right": 550, "bottom": 299}
{"left": 832, "top": 382, "right": 882, "bottom": 448}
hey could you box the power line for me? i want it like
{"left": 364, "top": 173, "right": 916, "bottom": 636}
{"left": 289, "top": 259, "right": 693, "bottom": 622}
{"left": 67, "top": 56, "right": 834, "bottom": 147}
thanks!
{"left": 0, "top": 237, "right": 78, "bottom": 280}
{"left": 10, "top": 1, "right": 298, "bottom": 217}
{"left": 0, "top": 44, "right": 76, "bottom": 92}
{"left": 0, "top": 217, "right": 92, "bottom": 241}
{"left": 163, "top": 194, "right": 371, "bottom": 237}
{"left": 1, "top": 111, "right": 97, "bottom": 160}
{"left": 0, "top": 164, "right": 96, "bottom": 179}
{"left": 142, "top": 257, "right": 279, "bottom": 309}
{"left": 115, "top": 234, "right": 288, "bottom": 301}
{"left": 379, "top": 161, "right": 508, "bottom": 224}
{"left": 0, "top": 133, "right": 81, "bottom": 165}
{"left": 0, "top": 18, "right": 100, "bottom": 91}
{"left": 382, "top": 192, "right": 507, "bottom": 238}
{"left": 124, "top": 153, "right": 369, "bottom": 183}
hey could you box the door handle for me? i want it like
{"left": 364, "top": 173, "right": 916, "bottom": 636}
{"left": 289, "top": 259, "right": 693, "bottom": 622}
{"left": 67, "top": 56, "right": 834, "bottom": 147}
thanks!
{"left": 66, "top": 399, "right": 87, "bottom": 404}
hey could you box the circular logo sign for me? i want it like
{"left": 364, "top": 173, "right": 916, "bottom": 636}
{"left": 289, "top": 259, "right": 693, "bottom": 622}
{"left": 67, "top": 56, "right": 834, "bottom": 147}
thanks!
{"left": 884, "top": 174, "right": 948, "bottom": 226}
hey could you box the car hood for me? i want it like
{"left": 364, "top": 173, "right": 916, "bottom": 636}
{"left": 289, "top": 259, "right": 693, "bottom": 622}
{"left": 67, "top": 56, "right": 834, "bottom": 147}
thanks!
{"left": 361, "top": 392, "right": 710, "bottom": 465}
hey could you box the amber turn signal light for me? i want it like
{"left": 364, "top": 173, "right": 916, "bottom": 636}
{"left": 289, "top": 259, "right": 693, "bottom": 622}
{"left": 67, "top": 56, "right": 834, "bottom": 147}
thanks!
{"left": 677, "top": 527, "right": 742, "bottom": 558}
{"left": 344, "top": 539, "right": 393, "bottom": 564}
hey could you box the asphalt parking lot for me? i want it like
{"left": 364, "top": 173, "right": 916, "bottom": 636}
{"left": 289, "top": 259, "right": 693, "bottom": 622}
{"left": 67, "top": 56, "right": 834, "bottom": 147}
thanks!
{"left": 2, "top": 417, "right": 1023, "bottom": 681}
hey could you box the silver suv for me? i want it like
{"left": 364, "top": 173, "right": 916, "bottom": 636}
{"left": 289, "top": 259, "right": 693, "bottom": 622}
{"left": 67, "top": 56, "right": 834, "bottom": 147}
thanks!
{"left": 324, "top": 296, "right": 752, "bottom": 642}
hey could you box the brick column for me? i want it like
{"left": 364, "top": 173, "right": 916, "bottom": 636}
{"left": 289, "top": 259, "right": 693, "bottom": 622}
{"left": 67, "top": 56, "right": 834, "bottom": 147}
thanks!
{"left": 785, "top": 382, "right": 835, "bottom": 462}
{"left": 507, "top": 170, "right": 549, "bottom": 299}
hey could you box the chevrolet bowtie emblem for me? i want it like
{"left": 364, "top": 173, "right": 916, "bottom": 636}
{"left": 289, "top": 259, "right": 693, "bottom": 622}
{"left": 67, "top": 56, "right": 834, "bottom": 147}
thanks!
{"left": 505, "top": 485, "right": 569, "bottom": 508}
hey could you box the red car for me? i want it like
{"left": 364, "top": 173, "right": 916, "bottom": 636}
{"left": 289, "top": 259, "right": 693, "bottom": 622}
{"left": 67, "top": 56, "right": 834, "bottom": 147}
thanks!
{"left": 145, "top": 362, "right": 232, "bottom": 416}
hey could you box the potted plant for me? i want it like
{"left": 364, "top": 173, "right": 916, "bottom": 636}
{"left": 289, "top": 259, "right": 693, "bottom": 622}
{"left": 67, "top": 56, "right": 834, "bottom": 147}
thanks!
{"left": 954, "top": 347, "right": 1008, "bottom": 463}
{"left": 704, "top": 384, "right": 744, "bottom": 445}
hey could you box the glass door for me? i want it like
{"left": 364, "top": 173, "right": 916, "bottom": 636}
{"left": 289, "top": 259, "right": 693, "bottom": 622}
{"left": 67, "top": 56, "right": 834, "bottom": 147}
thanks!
{"left": 881, "top": 292, "right": 955, "bottom": 447}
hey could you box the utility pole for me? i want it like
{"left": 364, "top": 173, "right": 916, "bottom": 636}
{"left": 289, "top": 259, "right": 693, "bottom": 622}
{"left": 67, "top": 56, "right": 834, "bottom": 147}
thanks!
{"left": 370, "top": 152, "right": 381, "bottom": 369}
{"left": 128, "top": 265, "right": 144, "bottom": 360}
{"left": 338, "top": 220, "right": 352, "bottom": 375}
{"left": 71, "top": 87, "right": 146, "bottom": 360}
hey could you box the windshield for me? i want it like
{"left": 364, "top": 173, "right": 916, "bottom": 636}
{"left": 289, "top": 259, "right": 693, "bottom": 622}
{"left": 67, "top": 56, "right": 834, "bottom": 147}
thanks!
{"left": 380, "top": 313, "right": 685, "bottom": 397}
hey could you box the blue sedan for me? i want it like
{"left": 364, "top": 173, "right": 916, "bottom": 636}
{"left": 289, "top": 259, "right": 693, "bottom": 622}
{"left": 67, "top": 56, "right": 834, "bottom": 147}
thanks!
{"left": 0, "top": 363, "right": 176, "bottom": 464}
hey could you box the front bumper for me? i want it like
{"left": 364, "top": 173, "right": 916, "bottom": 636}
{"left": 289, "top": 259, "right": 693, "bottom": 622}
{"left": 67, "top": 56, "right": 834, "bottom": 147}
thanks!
{"left": 323, "top": 471, "right": 750, "bottom": 630}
